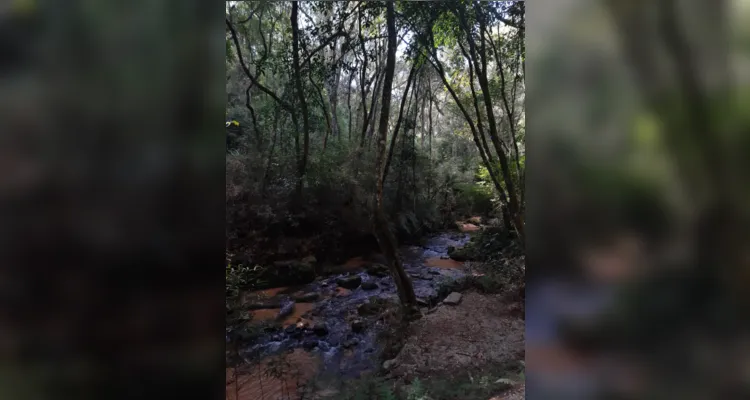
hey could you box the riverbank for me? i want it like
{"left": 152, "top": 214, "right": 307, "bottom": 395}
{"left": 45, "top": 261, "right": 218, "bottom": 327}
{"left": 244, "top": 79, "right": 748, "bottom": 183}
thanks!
{"left": 226, "top": 219, "right": 524, "bottom": 400}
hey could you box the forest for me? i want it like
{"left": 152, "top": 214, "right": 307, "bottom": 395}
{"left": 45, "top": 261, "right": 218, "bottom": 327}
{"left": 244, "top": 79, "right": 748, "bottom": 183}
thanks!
{"left": 225, "top": 1, "right": 526, "bottom": 399}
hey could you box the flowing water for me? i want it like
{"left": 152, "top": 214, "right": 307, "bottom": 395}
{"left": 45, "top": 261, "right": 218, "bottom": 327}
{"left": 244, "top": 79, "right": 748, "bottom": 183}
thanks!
{"left": 227, "top": 231, "right": 472, "bottom": 399}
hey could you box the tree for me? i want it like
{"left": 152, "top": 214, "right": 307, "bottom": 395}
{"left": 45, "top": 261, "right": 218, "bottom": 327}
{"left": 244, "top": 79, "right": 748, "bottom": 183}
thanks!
{"left": 291, "top": 1, "right": 311, "bottom": 196}
{"left": 372, "top": 0, "right": 419, "bottom": 315}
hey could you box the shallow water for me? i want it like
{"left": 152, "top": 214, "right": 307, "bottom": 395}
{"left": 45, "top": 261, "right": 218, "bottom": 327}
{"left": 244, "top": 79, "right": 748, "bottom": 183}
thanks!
{"left": 229, "top": 231, "right": 472, "bottom": 396}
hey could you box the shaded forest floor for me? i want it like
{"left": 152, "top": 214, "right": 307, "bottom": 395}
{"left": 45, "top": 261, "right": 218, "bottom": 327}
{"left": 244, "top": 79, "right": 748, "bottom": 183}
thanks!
{"left": 226, "top": 217, "right": 525, "bottom": 400}
{"left": 227, "top": 290, "right": 525, "bottom": 400}
{"left": 373, "top": 290, "right": 525, "bottom": 400}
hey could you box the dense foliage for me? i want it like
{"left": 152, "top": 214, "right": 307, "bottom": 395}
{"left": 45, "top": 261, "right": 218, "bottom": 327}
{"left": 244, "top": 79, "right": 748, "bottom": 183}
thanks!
{"left": 225, "top": 1, "right": 525, "bottom": 292}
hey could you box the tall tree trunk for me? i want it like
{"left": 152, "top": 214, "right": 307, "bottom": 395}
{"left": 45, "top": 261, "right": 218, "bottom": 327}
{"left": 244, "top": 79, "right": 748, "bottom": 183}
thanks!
{"left": 424, "top": 37, "right": 512, "bottom": 231}
{"left": 486, "top": 27, "right": 523, "bottom": 199}
{"left": 384, "top": 60, "right": 418, "bottom": 182}
{"left": 327, "top": 40, "right": 343, "bottom": 140}
{"left": 261, "top": 106, "right": 282, "bottom": 195}
{"left": 347, "top": 71, "right": 354, "bottom": 143}
{"left": 373, "top": 0, "right": 418, "bottom": 315}
{"left": 457, "top": 6, "right": 524, "bottom": 244}
{"left": 357, "top": 12, "right": 371, "bottom": 149}
{"left": 245, "top": 85, "right": 262, "bottom": 151}
{"left": 365, "top": 64, "right": 385, "bottom": 147}
{"left": 309, "top": 66, "right": 333, "bottom": 151}
{"left": 291, "top": 1, "right": 311, "bottom": 196}
{"left": 428, "top": 83, "right": 433, "bottom": 162}
{"left": 458, "top": 39, "right": 498, "bottom": 170}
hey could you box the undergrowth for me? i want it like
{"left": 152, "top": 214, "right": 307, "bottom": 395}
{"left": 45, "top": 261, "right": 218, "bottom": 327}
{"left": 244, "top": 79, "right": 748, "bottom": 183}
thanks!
{"left": 324, "top": 361, "right": 524, "bottom": 400}
{"left": 449, "top": 226, "right": 525, "bottom": 296}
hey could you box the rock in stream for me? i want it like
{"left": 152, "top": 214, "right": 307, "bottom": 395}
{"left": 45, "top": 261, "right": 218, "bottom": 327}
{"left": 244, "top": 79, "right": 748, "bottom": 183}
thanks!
{"left": 231, "top": 231, "right": 472, "bottom": 383}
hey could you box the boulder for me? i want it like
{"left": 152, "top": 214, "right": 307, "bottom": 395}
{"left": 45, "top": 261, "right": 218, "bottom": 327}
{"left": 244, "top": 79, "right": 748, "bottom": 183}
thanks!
{"left": 302, "top": 339, "right": 318, "bottom": 350}
{"left": 443, "top": 292, "right": 463, "bottom": 306}
{"left": 366, "top": 263, "right": 390, "bottom": 278}
{"left": 293, "top": 292, "right": 320, "bottom": 303}
{"left": 447, "top": 246, "right": 474, "bottom": 261}
{"left": 361, "top": 281, "right": 378, "bottom": 291}
{"left": 301, "top": 255, "right": 317, "bottom": 264}
{"left": 357, "top": 301, "right": 380, "bottom": 316}
{"left": 336, "top": 275, "right": 362, "bottom": 290}
{"left": 351, "top": 319, "right": 365, "bottom": 333}
{"left": 313, "top": 322, "right": 328, "bottom": 336}
{"left": 245, "top": 300, "right": 282, "bottom": 310}
{"left": 276, "top": 301, "right": 295, "bottom": 320}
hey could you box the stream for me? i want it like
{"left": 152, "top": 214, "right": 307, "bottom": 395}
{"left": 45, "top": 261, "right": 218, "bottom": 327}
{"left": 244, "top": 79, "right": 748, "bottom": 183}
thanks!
{"left": 228, "top": 231, "right": 472, "bottom": 392}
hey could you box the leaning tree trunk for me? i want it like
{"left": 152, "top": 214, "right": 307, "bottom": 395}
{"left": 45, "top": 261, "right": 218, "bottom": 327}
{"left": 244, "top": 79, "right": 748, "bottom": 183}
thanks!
{"left": 457, "top": 6, "right": 524, "bottom": 244}
{"left": 372, "top": 0, "right": 418, "bottom": 315}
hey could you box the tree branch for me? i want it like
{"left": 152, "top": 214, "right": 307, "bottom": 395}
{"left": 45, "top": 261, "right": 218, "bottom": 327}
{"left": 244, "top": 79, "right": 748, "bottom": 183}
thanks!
{"left": 226, "top": 18, "right": 293, "bottom": 112}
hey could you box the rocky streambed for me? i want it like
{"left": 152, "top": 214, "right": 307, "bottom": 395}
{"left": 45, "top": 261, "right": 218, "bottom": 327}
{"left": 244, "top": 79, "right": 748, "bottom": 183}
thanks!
{"left": 227, "top": 231, "right": 473, "bottom": 389}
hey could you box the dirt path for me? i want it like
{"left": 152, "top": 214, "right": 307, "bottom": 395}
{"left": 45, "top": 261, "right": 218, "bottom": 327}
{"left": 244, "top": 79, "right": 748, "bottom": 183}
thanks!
{"left": 386, "top": 291, "right": 525, "bottom": 398}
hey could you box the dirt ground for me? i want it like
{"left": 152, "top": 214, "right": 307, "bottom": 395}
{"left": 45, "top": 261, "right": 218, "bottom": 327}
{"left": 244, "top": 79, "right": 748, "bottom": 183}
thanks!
{"left": 387, "top": 290, "right": 525, "bottom": 398}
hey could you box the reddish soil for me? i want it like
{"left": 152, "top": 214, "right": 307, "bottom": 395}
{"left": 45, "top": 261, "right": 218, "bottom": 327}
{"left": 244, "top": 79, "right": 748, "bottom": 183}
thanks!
{"left": 332, "top": 287, "right": 352, "bottom": 297}
{"left": 250, "top": 303, "right": 315, "bottom": 327}
{"left": 425, "top": 257, "right": 465, "bottom": 269}
{"left": 390, "top": 291, "right": 524, "bottom": 381}
{"left": 456, "top": 222, "right": 481, "bottom": 232}
{"left": 226, "top": 349, "right": 319, "bottom": 400}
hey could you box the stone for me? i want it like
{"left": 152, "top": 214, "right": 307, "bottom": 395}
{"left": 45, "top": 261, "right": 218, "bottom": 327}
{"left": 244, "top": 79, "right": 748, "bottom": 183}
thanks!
{"left": 361, "top": 281, "right": 378, "bottom": 291}
{"left": 245, "top": 300, "right": 283, "bottom": 310}
{"left": 313, "top": 322, "right": 328, "bottom": 336}
{"left": 284, "top": 325, "right": 297, "bottom": 334}
{"left": 416, "top": 298, "right": 429, "bottom": 307}
{"left": 357, "top": 301, "right": 380, "bottom": 316}
{"left": 366, "top": 263, "right": 390, "bottom": 278}
{"left": 336, "top": 275, "right": 362, "bottom": 290}
{"left": 342, "top": 338, "right": 359, "bottom": 348}
{"left": 351, "top": 319, "right": 365, "bottom": 333}
{"left": 429, "top": 270, "right": 441, "bottom": 275}
{"left": 293, "top": 292, "right": 320, "bottom": 303}
{"left": 302, "top": 339, "right": 318, "bottom": 350}
{"left": 301, "top": 255, "right": 317, "bottom": 264}
{"left": 382, "top": 359, "right": 399, "bottom": 371}
{"left": 443, "top": 292, "right": 463, "bottom": 306}
{"left": 447, "top": 246, "right": 473, "bottom": 261}
{"left": 276, "top": 301, "right": 295, "bottom": 320}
